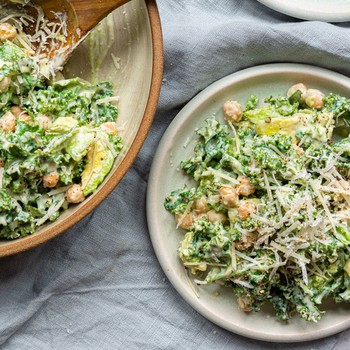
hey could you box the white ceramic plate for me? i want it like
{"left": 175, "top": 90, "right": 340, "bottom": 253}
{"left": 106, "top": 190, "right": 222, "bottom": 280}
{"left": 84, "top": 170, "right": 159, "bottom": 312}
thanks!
{"left": 257, "top": 0, "right": 350, "bottom": 22}
{"left": 147, "top": 64, "right": 350, "bottom": 342}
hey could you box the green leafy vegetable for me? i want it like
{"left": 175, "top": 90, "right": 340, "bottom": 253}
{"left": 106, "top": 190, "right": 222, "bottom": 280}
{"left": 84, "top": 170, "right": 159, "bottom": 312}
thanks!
{"left": 165, "top": 87, "right": 350, "bottom": 322}
{"left": 0, "top": 40, "right": 123, "bottom": 239}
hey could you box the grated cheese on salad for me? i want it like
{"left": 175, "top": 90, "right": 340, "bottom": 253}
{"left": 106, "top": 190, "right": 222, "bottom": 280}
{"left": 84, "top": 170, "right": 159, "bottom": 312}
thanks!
{"left": 164, "top": 84, "right": 350, "bottom": 322}
{"left": 0, "top": 2, "right": 123, "bottom": 239}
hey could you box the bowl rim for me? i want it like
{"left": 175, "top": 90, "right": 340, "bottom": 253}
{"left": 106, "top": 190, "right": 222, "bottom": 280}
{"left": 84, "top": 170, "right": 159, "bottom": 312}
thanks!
{"left": 257, "top": 0, "right": 350, "bottom": 22}
{"left": 0, "top": 0, "right": 163, "bottom": 257}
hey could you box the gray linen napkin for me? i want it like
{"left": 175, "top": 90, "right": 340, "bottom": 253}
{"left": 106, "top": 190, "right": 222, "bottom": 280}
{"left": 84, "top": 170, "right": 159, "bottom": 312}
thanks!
{"left": 1, "top": 0, "right": 350, "bottom": 349}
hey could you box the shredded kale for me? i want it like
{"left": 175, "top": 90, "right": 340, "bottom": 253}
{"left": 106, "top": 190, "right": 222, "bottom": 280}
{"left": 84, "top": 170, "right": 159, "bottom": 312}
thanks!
{"left": 0, "top": 40, "right": 123, "bottom": 239}
{"left": 165, "top": 88, "right": 350, "bottom": 322}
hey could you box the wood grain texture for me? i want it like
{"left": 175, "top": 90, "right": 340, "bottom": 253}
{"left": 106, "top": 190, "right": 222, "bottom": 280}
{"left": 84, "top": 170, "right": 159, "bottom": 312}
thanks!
{"left": 70, "top": 0, "right": 129, "bottom": 34}
{"left": 31, "top": 0, "right": 129, "bottom": 59}
{"left": 33, "top": 0, "right": 129, "bottom": 32}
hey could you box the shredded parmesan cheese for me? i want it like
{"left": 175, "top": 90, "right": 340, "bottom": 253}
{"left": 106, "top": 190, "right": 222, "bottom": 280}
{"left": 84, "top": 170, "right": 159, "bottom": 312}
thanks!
{"left": 36, "top": 196, "right": 65, "bottom": 226}
{"left": 176, "top": 201, "right": 193, "bottom": 229}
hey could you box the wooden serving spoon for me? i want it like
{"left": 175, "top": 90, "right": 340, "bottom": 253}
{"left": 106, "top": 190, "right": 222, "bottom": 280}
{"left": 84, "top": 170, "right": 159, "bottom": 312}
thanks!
{"left": 30, "top": 0, "right": 130, "bottom": 63}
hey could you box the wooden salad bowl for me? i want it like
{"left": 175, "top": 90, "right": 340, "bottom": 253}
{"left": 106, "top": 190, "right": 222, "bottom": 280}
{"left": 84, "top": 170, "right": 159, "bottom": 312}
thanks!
{"left": 0, "top": 0, "right": 163, "bottom": 257}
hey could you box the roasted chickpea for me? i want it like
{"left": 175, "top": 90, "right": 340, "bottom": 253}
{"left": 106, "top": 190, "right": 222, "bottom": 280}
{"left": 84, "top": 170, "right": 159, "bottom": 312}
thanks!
{"left": 65, "top": 184, "right": 85, "bottom": 203}
{"left": 100, "top": 122, "right": 117, "bottom": 135}
{"left": 237, "top": 297, "right": 252, "bottom": 312}
{"left": 0, "top": 111, "right": 16, "bottom": 132}
{"left": 207, "top": 210, "right": 226, "bottom": 224}
{"left": 37, "top": 115, "right": 52, "bottom": 130}
{"left": 236, "top": 232, "right": 258, "bottom": 251}
{"left": 0, "top": 23, "right": 17, "bottom": 42}
{"left": 0, "top": 77, "right": 11, "bottom": 93}
{"left": 287, "top": 83, "right": 307, "bottom": 103}
{"left": 237, "top": 202, "right": 256, "bottom": 221}
{"left": 196, "top": 213, "right": 207, "bottom": 220}
{"left": 18, "top": 113, "right": 31, "bottom": 123}
{"left": 223, "top": 100, "right": 242, "bottom": 122}
{"left": 11, "top": 106, "right": 31, "bottom": 123}
{"left": 194, "top": 196, "right": 207, "bottom": 213}
{"left": 237, "top": 176, "right": 255, "bottom": 196}
{"left": 305, "top": 89, "right": 325, "bottom": 110}
{"left": 43, "top": 171, "right": 59, "bottom": 188}
{"left": 176, "top": 212, "right": 194, "bottom": 229}
{"left": 10, "top": 105, "right": 23, "bottom": 117}
{"left": 219, "top": 185, "right": 239, "bottom": 207}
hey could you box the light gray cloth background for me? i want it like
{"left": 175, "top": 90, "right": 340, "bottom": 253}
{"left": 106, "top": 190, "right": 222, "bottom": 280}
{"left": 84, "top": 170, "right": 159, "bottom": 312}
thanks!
{"left": 1, "top": 0, "right": 350, "bottom": 349}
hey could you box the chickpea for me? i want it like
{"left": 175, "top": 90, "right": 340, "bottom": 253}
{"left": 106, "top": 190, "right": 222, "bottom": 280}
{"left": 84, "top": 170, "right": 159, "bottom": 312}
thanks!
{"left": 176, "top": 212, "right": 194, "bottom": 230}
{"left": 65, "top": 184, "right": 85, "bottom": 203}
{"left": 37, "top": 115, "right": 52, "bottom": 130}
{"left": 0, "top": 111, "right": 16, "bottom": 132}
{"left": 237, "top": 175, "right": 255, "bottom": 196}
{"left": 196, "top": 213, "right": 207, "bottom": 220}
{"left": 287, "top": 83, "right": 307, "bottom": 103}
{"left": 43, "top": 171, "right": 59, "bottom": 188}
{"left": 236, "top": 232, "right": 258, "bottom": 251}
{"left": 0, "top": 77, "right": 11, "bottom": 93}
{"left": 305, "top": 89, "right": 325, "bottom": 110}
{"left": 10, "top": 105, "right": 23, "bottom": 117}
{"left": 219, "top": 185, "right": 239, "bottom": 207}
{"left": 237, "top": 202, "right": 256, "bottom": 221}
{"left": 18, "top": 113, "right": 31, "bottom": 124}
{"left": 237, "top": 297, "right": 252, "bottom": 312}
{"left": 194, "top": 196, "right": 207, "bottom": 213}
{"left": 0, "top": 23, "right": 17, "bottom": 42}
{"left": 10, "top": 106, "right": 30, "bottom": 123}
{"left": 207, "top": 210, "right": 226, "bottom": 224}
{"left": 223, "top": 100, "right": 242, "bottom": 122}
{"left": 100, "top": 122, "right": 117, "bottom": 135}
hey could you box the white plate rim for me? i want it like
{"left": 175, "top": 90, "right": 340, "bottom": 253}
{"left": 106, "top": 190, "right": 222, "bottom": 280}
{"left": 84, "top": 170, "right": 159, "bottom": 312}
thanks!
{"left": 147, "top": 63, "right": 350, "bottom": 342}
{"left": 257, "top": 0, "right": 350, "bottom": 22}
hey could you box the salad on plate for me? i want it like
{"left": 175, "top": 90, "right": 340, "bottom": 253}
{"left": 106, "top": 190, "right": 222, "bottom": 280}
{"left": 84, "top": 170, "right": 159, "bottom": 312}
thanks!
{"left": 165, "top": 83, "right": 350, "bottom": 322}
